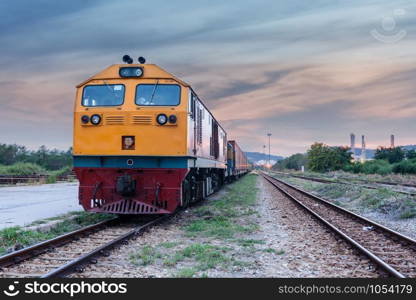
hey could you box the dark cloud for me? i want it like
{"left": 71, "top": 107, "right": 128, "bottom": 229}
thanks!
{"left": 199, "top": 69, "right": 294, "bottom": 100}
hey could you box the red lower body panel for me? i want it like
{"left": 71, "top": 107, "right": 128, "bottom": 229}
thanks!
{"left": 74, "top": 167, "right": 188, "bottom": 214}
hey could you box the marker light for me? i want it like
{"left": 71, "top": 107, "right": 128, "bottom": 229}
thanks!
{"left": 156, "top": 114, "right": 168, "bottom": 125}
{"left": 90, "top": 114, "right": 101, "bottom": 125}
{"left": 119, "top": 67, "right": 143, "bottom": 78}
{"left": 168, "top": 115, "right": 177, "bottom": 124}
{"left": 81, "top": 115, "right": 90, "bottom": 124}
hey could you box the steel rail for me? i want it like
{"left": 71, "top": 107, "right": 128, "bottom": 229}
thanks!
{"left": 41, "top": 215, "right": 167, "bottom": 278}
{"left": 0, "top": 217, "right": 119, "bottom": 268}
{"left": 261, "top": 172, "right": 416, "bottom": 278}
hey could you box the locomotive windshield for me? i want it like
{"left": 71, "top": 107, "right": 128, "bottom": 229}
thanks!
{"left": 82, "top": 84, "right": 125, "bottom": 106}
{"left": 135, "top": 84, "right": 180, "bottom": 106}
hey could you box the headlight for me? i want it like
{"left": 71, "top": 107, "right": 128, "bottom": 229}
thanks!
{"left": 119, "top": 67, "right": 143, "bottom": 78}
{"left": 156, "top": 114, "right": 168, "bottom": 125}
{"left": 168, "top": 115, "right": 177, "bottom": 124}
{"left": 81, "top": 115, "right": 90, "bottom": 124}
{"left": 90, "top": 114, "right": 101, "bottom": 125}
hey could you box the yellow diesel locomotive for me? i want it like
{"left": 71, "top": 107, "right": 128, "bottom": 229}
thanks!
{"left": 73, "top": 55, "right": 248, "bottom": 214}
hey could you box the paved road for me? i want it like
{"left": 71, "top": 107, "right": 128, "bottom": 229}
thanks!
{"left": 0, "top": 183, "right": 81, "bottom": 229}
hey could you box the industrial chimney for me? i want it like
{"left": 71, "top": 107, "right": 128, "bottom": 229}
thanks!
{"left": 390, "top": 134, "right": 395, "bottom": 148}
{"left": 361, "top": 135, "right": 366, "bottom": 162}
{"left": 350, "top": 133, "right": 356, "bottom": 160}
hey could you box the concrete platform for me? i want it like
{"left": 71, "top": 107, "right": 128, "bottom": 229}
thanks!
{"left": 0, "top": 182, "right": 81, "bottom": 229}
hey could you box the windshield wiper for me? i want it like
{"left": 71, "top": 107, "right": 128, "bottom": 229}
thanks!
{"left": 103, "top": 80, "right": 117, "bottom": 99}
{"left": 149, "top": 80, "right": 159, "bottom": 104}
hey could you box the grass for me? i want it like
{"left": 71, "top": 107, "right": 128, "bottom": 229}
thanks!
{"left": 184, "top": 216, "right": 248, "bottom": 238}
{"left": 159, "top": 241, "right": 179, "bottom": 249}
{"left": 0, "top": 227, "right": 51, "bottom": 253}
{"left": 398, "top": 200, "right": 416, "bottom": 219}
{"left": 166, "top": 244, "right": 231, "bottom": 274}
{"left": 0, "top": 211, "right": 113, "bottom": 255}
{"left": 183, "top": 174, "right": 259, "bottom": 239}
{"left": 359, "top": 188, "right": 393, "bottom": 209}
{"left": 130, "top": 243, "right": 233, "bottom": 276}
{"left": 129, "top": 245, "right": 162, "bottom": 266}
{"left": 174, "top": 267, "right": 198, "bottom": 278}
{"left": 236, "top": 239, "right": 265, "bottom": 247}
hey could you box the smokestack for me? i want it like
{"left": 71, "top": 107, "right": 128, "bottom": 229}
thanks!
{"left": 391, "top": 134, "right": 395, "bottom": 148}
{"left": 361, "top": 135, "right": 366, "bottom": 162}
{"left": 350, "top": 133, "right": 356, "bottom": 160}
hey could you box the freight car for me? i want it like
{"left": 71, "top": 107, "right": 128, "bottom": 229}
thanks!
{"left": 73, "top": 55, "right": 247, "bottom": 215}
{"left": 227, "top": 140, "right": 249, "bottom": 180}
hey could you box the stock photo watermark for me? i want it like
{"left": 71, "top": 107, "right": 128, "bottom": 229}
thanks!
{"left": 371, "top": 9, "right": 407, "bottom": 43}
{"left": 2, "top": 281, "right": 128, "bottom": 297}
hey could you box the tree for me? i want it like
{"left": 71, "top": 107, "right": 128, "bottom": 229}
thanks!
{"left": 0, "top": 144, "right": 29, "bottom": 165}
{"left": 406, "top": 149, "right": 416, "bottom": 160}
{"left": 0, "top": 143, "right": 72, "bottom": 170}
{"left": 374, "top": 147, "right": 404, "bottom": 163}
{"left": 273, "top": 153, "right": 307, "bottom": 171}
{"left": 307, "top": 143, "right": 352, "bottom": 172}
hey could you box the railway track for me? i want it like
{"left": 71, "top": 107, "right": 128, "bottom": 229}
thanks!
{"left": 0, "top": 215, "right": 166, "bottom": 278}
{"left": 261, "top": 172, "right": 416, "bottom": 278}
{"left": 274, "top": 172, "right": 416, "bottom": 196}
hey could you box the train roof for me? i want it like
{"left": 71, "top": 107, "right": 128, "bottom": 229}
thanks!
{"left": 76, "top": 64, "right": 190, "bottom": 88}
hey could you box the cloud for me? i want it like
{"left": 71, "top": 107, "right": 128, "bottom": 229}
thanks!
{"left": 1, "top": 0, "right": 416, "bottom": 155}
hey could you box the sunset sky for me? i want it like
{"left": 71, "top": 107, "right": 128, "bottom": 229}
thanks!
{"left": 0, "top": 0, "right": 415, "bottom": 156}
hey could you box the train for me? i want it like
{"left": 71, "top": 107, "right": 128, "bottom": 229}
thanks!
{"left": 72, "top": 55, "right": 249, "bottom": 214}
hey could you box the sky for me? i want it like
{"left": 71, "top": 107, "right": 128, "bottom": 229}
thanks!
{"left": 0, "top": 0, "right": 415, "bottom": 156}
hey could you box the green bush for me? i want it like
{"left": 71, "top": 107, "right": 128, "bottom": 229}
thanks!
{"left": 342, "top": 162, "right": 363, "bottom": 174}
{"left": 343, "top": 160, "right": 392, "bottom": 175}
{"left": 0, "top": 162, "right": 47, "bottom": 175}
{"left": 361, "top": 160, "right": 392, "bottom": 175}
{"left": 47, "top": 166, "right": 73, "bottom": 183}
{"left": 392, "top": 160, "right": 416, "bottom": 174}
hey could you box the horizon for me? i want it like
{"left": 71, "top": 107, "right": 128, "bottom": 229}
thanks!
{"left": 1, "top": 1, "right": 416, "bottom": 156}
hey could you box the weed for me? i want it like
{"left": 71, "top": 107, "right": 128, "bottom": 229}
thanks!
{"left": 237, "top": 239, "right": 265, "bottom": 247}
{"left": 165, "top": 243, "right": 230, "bottom": 271}
{"left": 0, "top": 211, "right": 113, "bottom": 256}
{"left": 130, "top": 245, "right": 162, "bottom": 266}
{"left": 0, "top": 227, "right": 51, "bottom": 252}
{"left": 398, "top": 199, "right": 416, "bottom": 219}
{"left": 159, "top": 242, "right": 179, "bottom": 249}
{"left": 174, "top": 267, "right": 198, "bottom": 278}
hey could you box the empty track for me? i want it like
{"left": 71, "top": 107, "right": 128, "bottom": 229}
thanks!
{"left": 262, "top": 172, "right": 416, "bottom": 278}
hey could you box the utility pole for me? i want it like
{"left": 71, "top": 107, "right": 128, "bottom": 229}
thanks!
{"left": 267, "top": 133, "right": 272, "bottom": 167}
{"left": 262, "top": 145, "right": 266, "bottom": 169}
